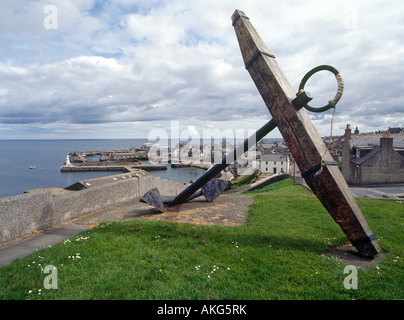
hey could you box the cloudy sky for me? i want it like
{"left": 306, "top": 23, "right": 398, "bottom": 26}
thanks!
{"left": 0, "top": 0, "right": 403, "bottom": 140}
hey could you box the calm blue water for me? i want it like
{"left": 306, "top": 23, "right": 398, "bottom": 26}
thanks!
{"left": 0, "top": 139, "right": 205, "bottom": 199}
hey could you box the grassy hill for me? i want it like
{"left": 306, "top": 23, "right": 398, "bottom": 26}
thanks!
{"left": 0, "top": 179, "right": 402, "bottom": 300}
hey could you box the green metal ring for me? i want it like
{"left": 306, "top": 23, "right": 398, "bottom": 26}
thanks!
{"left": 298, "top": 65, "right": 344, "bottom": 113}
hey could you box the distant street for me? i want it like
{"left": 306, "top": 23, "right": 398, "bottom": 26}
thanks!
{"left": 350, "top": 185, "right": 404, "bottom": 199}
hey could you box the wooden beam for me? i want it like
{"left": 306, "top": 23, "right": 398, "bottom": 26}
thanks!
{"left": 232, "top": 9, "right": 381, "bottom": 257}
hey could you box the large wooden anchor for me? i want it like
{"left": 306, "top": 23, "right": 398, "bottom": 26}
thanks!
{"left": 140, "top": 9, "right": 381, "bottom": 258}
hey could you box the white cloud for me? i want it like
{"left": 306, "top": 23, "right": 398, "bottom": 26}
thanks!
{"left": 0, "top": 0, "right": 403, "bottom": 139}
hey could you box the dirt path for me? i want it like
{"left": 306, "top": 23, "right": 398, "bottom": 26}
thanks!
{"left": 73, "top": 195, "right": 254, "bottom": 227}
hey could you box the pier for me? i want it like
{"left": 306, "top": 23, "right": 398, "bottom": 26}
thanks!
{"left": 61, "top": 149, "right": 167, "bottom": 172}
{"left": 170, "top": 162, "right": 211, "bottom": 170}
{"left": 60, "top": 164, "right": 167, "bottom": 172}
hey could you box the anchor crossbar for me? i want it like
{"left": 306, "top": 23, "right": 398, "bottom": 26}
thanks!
{"left": 140, "top": 89, "right": 312, "bottom": 212}
{"left": 163, "top": 118, "right": 277, "bottom": 207}
{"left": 140, "top": 118, "right": 278, "bottom": 212}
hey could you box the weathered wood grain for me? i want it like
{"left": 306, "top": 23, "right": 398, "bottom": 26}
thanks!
{"left": 232, "top": 9, "right": 381, "bottom": 257}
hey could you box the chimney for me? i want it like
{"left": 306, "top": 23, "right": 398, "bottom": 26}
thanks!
{"left": 342, "top": 124, "right": 352, "bottom": 182}
{"left": 380, "top": 135, "right": 393, "bottom": 151}
{"left": 345, "top": 124, "right": 351, "bottom": 140}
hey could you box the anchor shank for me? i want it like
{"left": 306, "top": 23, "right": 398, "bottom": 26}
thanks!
{"left": 232, "top": 9, "right": 381, "bottom": 257}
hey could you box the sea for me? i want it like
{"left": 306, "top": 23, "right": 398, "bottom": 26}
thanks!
{"left": 0, "top": 139, "right": 206, "bottom": 199}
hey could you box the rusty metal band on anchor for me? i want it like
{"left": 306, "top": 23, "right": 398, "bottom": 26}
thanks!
{"left": 232, "top": 12, "right": 249, "bottom": 26}
{"left": 301, "top": 161, "right": 338, "bottom": 179}
{"left": 351, "top": 233, "right": 376, "bottom": 247}
{"left": 245, "top": 50, "right": 276, "bottom": 69}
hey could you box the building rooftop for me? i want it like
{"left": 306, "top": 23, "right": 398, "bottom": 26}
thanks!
{"left": 351, "top": 147, "right": 381, "bottom": 165}
{"left": 261, "top": 153, "right": 288, "bottom": 161}
{"left": 388, "top": 127, "right": 404, "bottom": 134}
{"left": 350, "top": 134, "right": 404, "bottom": 148}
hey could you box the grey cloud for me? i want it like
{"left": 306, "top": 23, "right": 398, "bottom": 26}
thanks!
{"left": 0, "top": 0, "right": 403, "bottom": 139}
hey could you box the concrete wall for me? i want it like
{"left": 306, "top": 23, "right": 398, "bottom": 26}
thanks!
{"left": 0, "top": 172, "right": 186, "bottom": 244}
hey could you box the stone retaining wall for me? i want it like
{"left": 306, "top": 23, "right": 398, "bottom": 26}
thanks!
{"left": 0, "top": 171, "right": 185, "bottom": 244}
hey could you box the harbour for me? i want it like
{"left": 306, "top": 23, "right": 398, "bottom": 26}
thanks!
{"left": 59, "top": 148, "right": 199, "bottom": 172}
{"left": 59, "top": 143, "right": 213, "bottom": 174}
{"left": 0, "top": 139, "right": 206, "bottom": 199}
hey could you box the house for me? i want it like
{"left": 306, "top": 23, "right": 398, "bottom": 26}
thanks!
{"left": 258, "top": 153, "right": 290, "bottom": 174}
{"left": 388, "top": 127, "right": 404, "bottom": 134}
{"left": 341, "top": 125, "right": 404, "bottom": 185}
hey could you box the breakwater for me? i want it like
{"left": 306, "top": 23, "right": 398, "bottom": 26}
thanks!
{"left": 60, "top": 163, "right": 167, "bottom": 172}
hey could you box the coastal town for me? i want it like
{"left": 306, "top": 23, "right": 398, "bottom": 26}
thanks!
{"left": 61, "top": 125, "right": 404, "bottom": 190}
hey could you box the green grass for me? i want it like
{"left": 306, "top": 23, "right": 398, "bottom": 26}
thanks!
{"left": 244, "top": 178, "right": 312, "bottom": 195}
{"left": 226, "top": 173, "right": 258, "bottom": 190}
{"left": 0, "top": 179, "right": 403, "bottom": 300}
